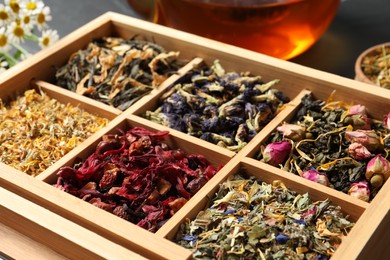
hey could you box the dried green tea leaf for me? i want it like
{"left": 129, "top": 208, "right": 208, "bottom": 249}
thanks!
{"left": 56, "top": 37, "right": 185, "bottom": 111}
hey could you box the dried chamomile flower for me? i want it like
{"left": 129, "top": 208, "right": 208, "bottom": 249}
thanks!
{"left": 0, "top": 88, "right": 109, "bottom": 176}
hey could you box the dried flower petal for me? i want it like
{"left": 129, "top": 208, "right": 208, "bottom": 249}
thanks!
{"left": 345, "top": 130, "right": 382, "bottom": 152}
{"left": 262, "top": 141, "right": 292, "bottom": 166}
{"left": 276, "top": 123, "right": 305, "bottom": 141}
{"left": 54, "top": 127, "right": 221, "bottom": 232}
{"left": 175, "top": 173, "right": 354, "bottom": 259}
{"left": 0, "top": 89, "right": 109, "bottom": 176}
{"left": 145, "top": 60, "right": 289, "bottom": 152}
{"left": 365, "top": 154, "right": 390, "bottom": 188}
{"left": 258, "top": 94, "right": 389, "bottom": 202}
{"left": 348, "top": 181, "right": 370, "bottom": 202}
{"left": 302, "top": 169, "right": 329, "bottom": 186}
{"left": 348, "top": 142, "right": 372, "bottom": 161}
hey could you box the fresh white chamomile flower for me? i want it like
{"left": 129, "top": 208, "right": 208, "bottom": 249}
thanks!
{"left": 35, "top": 5, "right": 51, "bottom": 30}
{"left": 7, "top": 21, "right": 26, "bottom": 43}
{"left": 38, "top": 29, "right": 58, "bottom": 49}
{"left": 17, "top": 10, "right": 34, "bottom": 30}
{"left": 5, "top": 0, "right": 20, "bottom": 14}
{"left": 0, "top": 4, "right": 12, "bottom": 26}
{"left": 20, "top": 0, "right": 44, "bottom": 15}
{"left": 0, "top": 27, "right": 11, "bottom": 52}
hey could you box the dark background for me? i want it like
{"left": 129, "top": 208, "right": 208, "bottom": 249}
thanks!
{"left": 43, "top": 0, "right": 389, "bottom": 80}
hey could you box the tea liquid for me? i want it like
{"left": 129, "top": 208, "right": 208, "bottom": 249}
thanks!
{"left": 154, "top": 0, "right": 340, "bottom": 60}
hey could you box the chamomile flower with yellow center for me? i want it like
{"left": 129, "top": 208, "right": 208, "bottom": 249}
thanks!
{"left": 0, "top": 27, "right": 10, "bottom": 52}
{"left": 17, "top": 10, "right": 33, "bottom": 30}
{"left": 35, "top": 5, "right": 51, "bottom": 30}
{"left": 0, "top": 4, "right": 11, "bottom": 25}
{"left": 8, "top": 21, "right": 26, "bottom": 43}
{"left": 0, "top": 0, "right": 59, "bottom": 72}
{"left": 5, "top": 0, "right": 20, "bottom": 14}
{"left": 38, "top": 29, "right": 58, "bottom": 49}
{"left": 20, "top": 0, "right": 44, "bottom": 15}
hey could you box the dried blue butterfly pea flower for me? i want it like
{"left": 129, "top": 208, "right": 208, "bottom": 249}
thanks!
{"left": 276, "top": 234, "right": 289, "bottom": 244}
{"left": 182, "top": 235, "right": 198, "bottom": 242}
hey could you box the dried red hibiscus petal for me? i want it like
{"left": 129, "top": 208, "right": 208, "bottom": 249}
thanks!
{"left": 54, "top": 127, "right": 222, "bottom": 232}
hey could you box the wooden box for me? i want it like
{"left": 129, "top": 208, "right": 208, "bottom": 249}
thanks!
{"left": 1, "top": 12, "right": 390, "bottom": 259}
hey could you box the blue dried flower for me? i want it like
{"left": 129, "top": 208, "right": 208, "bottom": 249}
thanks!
{"left": 200, "top": 132, "right": 214, "bottom": 143}
{"left": 275, "top": 234, "right": 289, "bottom": 244}
{"left": 182, "top": 235, "right": 198, "bottom": 242}
{"left": 201, "top": 116, "right": 220, "bottom": 132}
{"left": 203, "top": 105, "right": 218, "bottom": 117}
{"left": 222, "top": 117, "right": 245, "bottom": 130}
{"left": 223, "top": 209, "right": 236, "bottom": 215}
{"left": 162, "top": 93, "right": 189, "bottom": 114}
{"left": 164, "top": 113, "right": 187, "bottom": 132}
{"left": 183, "top": 113, "right": 202, "bottom": 133}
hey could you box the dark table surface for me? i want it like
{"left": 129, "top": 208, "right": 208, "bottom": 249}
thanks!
{"left": 44, "top": 0, "right": 390, "bottom": 80}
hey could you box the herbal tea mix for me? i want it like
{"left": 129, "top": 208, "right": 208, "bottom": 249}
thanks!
{"left": 0, "top": 89, "right": 109, "bottom": 176}
{"left": 55, "top": 37, "right": 185, "bottom": 110}
{"left": 258, "top": 93, "right": 390, "bottom": 202}
{"left": 176, "top": 173, "right": 354, "bottom": 259}
{"left": 144, "top": 60, "right": 290, "bottom": 152}
{"left": 54, "top": 127, "right": 222, "bottom": 233}
{"left": 361, "top": 44, "right": 390, "bottom": 89}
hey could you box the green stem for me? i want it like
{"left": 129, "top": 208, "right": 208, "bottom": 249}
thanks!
{"left": 24, "top": 34, "right": 39, "bottom": 42}
{"left": 11, "top": 42, "right": 32, "bottom": 58}
{"left": 0, "top": 52, "right": 18, "bottom": 67}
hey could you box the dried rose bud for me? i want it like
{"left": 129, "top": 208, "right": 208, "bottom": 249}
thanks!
{"left": 348, "top": 142, "right": 372, "bottom": 161}
{"left": 347, "top": 104, "right": 367, "bottom": 116}
{"left": 365, "top": 154, "right": 390, "bottom": 188}
{"left": 276, "top": 124, "right": 306, "bottom": 141}
{"left": 345, "top": 130, "right": 382, "bottom": 152}
{"left": 302, "top": 169, "right": 329, "bottom": 186}
{"left": 384, "top": 112, "right": 390, "bottom": 130}
{"left": 262, "top": 141, "right": 292, "bottom": 166}
{"left": 346, "top": 114, "right": 372, "bottom": 130}
{"left": 348, "top": 181, "right": 370, "bottom": 202}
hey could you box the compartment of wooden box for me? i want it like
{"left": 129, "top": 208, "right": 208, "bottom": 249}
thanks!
{"left": 240, "top": 88, "right": 390, "bottom": 204}
{"left": 0, "top": 163, "right": 192, "bottom": 260}
{"left": 128, "top": 57, "right": 294, "bottom": 155}
{"left": 160, "top": 157, "right": 365, "bottom": 258}
{"left": 0, "top": 187, "right": 146, "bottom": 259}
{"left": 0, "top": 11, "right": 389, "bottom": 259}
{"left": 0, "top": 80, "right": 116, "bottom": 177}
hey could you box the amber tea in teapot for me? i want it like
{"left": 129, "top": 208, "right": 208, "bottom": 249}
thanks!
{"left": 153, "top": 0, "right": 340, "bottom": 60}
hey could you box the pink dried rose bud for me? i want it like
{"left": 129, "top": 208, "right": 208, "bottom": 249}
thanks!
{"left": 262, "top": 141, "right": 292, "bottom": 166}
{"left": 302, "top": 169, "right": 329, "bottom": 186}
{"left": 347, "top": 104, "right": 367, "bottom": 116}
{"left": 365, "top": 154, "right": 390, "bottom": 188}
{"left": 345, "top": 130, "right": 382, "bottom": 152}
{"left": 343, "top": 105, "right": 371, "bottom": 130}
{"left": 348, "top": 181, "right": 370, "bottom": 202}
{"left": 348, "top": 142, "right": 372, "bottom": 161}
{"left": 384, "top": 112, "right": 390, "bottom": 130}
{"left": 276, "top": 123, "right": 306, "bottom": 141}
{"left": 348, "top": 114, "right": 372, "bottom": 130}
